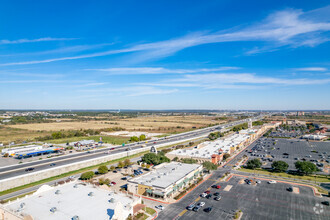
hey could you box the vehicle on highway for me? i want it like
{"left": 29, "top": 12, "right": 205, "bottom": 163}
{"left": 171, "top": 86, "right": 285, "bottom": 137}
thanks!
{"left": 187, "top": 203, "right": 195, "bottom": 211}
{"left": 155, "top": 205, "right": 164, "bottom": 210}
{"left": 204, "top": 207, "right": 213, "bottom": 213}
{"left": 50, "top": 163, "right": 56, "bottom": 166}
{"left": 214, "top": 196, "right": 222, "bottom": 201}
{"left": 268, "top": 180, "right": 277, "bottom": 184}
{"left": 25, "top": 168, "right": 34, "bottom": 172}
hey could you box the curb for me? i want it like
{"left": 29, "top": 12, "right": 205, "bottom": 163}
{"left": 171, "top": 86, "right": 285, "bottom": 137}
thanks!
{"left": 231, "top": 173, "right": 322, "bottom": 197}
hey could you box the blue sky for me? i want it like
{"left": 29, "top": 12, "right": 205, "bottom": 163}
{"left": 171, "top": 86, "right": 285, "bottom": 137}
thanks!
{"left": 1, "top": 0, "right": 330, "bottom": 110}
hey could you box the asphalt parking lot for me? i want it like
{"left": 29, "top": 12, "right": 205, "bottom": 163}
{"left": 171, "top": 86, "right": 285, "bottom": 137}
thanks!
{"left": 246, "top": 138, "right": 330, "bottom": 173}
{"left": 157, "top": 170, "right": 330, "bottom": 220}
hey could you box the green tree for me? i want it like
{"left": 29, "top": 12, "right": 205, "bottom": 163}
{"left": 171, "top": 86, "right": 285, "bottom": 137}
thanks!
{"left": 203, "top": 161, "right": 218, "bottom": 170}
{"left": 98, "top": 165, "right": 109, "bottom": 174}
{"left": 246, "top": 159, "right": 262, "bottom": 170}
{"left": 271, "top": 161, "right": 288, "bottom": 172}
{"left": 124, "top": 159, "right": 131, "bottom": 166}
{"left": 141, "top": 163, "right": 146, "bottom": 168}
{"left": 139, "top": 134, "right": 146, "bottom": 141}
{"left": 80, "top": 171, "right": 95, "bottom": 180}
{"left": 295, "top": 161, "right": 318, "bottom": 175}
{"left": 129, "top": 136, "right": 139, "bottom": 142}
{"left": 208, "top": 133, "right": 217, "bottom": 140}
{"left": 146, "top": 164, "right": 151, "bottom": 169}
{"left": 172, "top": 157, "right": 179, "bottom": 161}
{"left": 141, "top": 153, "right": 170, "bottom": 165}
{"left": 110, "top": 165, "right": 116, "bottom": 171}
{"left": 223, "top": 153, "right": 231, "bottom": 161}
{"left": 118, "top": 161, "right": 124, "bottom": 168}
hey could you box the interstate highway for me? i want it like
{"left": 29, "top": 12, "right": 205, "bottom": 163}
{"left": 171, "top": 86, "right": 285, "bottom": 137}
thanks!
{"left": 0, "top": 116, "right": 264, "bottom": 180}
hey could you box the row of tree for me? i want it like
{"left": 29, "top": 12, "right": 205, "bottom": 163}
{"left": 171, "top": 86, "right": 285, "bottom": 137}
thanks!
{"left": 80, "top": 159, "right": 131, "bottom": 180}
{"left": 129, "top": 134, "right": 146, "bottom": 142}
{"left": 246, "top": 159, "right": 318, "bottom": 175}
{"left": 208, "top": 132, "right": 224, "bottom": 140}
{"left": 231, "top": 123, "right": 248, "bottom": 132}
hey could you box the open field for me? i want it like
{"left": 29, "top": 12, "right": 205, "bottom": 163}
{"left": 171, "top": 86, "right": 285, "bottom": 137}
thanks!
{"left": 49, "top": 135, "right": 130, "bottom": 145}
{"left": 1, "top": 116, "right": 224, "bottom": 145}
{"left": 0, "top": 126, "right": 52, "bottom": 144}
{"left": 6, "top": 115, "right": 222, "bottom": 132}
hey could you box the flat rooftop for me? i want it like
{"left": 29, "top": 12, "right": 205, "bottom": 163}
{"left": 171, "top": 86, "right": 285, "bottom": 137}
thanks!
{"left": 5, "top": 181, "right": 135, "bottom": 220}
{"left": 128, "top": 162, "right": 201, "bottom": 189}
{"left": 168, "top": 129, "right": 257, "bottom": 159}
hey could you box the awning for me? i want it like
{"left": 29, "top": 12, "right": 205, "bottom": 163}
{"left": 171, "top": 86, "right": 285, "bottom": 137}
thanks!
{"left": 177, "top": 182, "right": 184, "bottom": 187}
{"left": 146, "top": 189, "right": 153, "bottom": 193}
{"left": 194, "top": 171, "right": 199, "bottom": 176}
{"left": 183, "top": 179, "right": 189, "bottom": 183}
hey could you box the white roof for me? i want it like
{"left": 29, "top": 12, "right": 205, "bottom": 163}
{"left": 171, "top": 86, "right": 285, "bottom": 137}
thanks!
{"left": 168, "top": 129, "right": 256, "bottom": 159}
{"left": 128, "top": 162, "right": 201, "bottom": 189}
{"left": 5, "top": 181, "right": 135, "bottom": 220}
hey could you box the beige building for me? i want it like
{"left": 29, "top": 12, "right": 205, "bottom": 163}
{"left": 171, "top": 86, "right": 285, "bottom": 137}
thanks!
{"left": 127, "top": 162, "right": 203, "bottom": 200}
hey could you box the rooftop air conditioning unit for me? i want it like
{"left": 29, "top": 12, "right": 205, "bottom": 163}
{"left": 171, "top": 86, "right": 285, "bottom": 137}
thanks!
{"left": 72, "top": 215, "right": 80, "bottom": 220}
{"left": 88, "top": 192, "right": 94, "bottom": 197}
{"left": 50, "top": 207, "right": 57, "bottom": 213}
{"left": 20, "top": 203, "right": 25, "bottom": 209}
{"left": 55, "top": 190, "right": 61, "bottom": 194}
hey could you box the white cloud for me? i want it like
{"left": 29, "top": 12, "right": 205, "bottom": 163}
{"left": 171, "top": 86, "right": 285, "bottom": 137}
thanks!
{"left": 0, "top": 37, "right": 77, "bottom": 45}
{"left": 137, "top": 73, "right": 330, "bottom": 90}
{"left": 1, "top": 6, "right": 330, "bottom": 66}
{"left": 87, "top": 66, "right": 239, "bottom": 75}
{"left": 293, "top": 67, "right": 327, "bottom": 71}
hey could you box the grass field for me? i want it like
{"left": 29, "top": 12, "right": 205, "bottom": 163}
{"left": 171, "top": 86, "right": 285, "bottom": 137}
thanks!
{"left": 2, "top": 115, "right": 225, "bottom": 144}
{"left": 6, "top": 115, "right": 222, "bottom": 132}
{"left": 50, "top": 135, "right": 130, "bottom": 145}
{"left": 238, "top": 168, "right": 330, "bottom": 183}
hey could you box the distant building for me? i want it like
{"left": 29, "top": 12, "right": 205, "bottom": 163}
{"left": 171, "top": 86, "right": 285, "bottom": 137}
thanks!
{"left": 302, "top": 134, "right": 327, "bottom": 141}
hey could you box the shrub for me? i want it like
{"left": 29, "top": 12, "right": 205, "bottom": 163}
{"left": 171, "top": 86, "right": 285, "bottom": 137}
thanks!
{"left": 98, "top": 165, "right": 109, "bottom": 174}
{"left": 80, "top": 171, "right": 95, "bottom": 180}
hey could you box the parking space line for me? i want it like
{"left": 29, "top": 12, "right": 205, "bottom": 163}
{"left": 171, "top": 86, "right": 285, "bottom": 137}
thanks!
{"left": 178, "top": 209, "right": 187, "bottom": 217}
{"left": 195, "top": 197, "right": 200, "bottom": 202}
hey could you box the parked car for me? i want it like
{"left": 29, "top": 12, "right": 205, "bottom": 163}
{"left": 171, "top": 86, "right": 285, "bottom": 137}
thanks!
{"left": 187, "top": 204, "right": 195, "bottom": 211}
{"left": 204, "top": 207, "right": 213, "bottom": 213}
{"left": 206, "top": 194, "right": 212, "bottom": 199}
{"left": 214, "top": 196, "right": 222, "bottom": 201}
{"left": 155, "top": 205, "right": 164, "bottom": 210}
{"left": 198, "top": 202, "right": 205, "bottom": 207}
{"left": 193, "top": 206, "right": 201, "bottom": 212}
{"left": 111, "top": 181, "right": 116, "bottom": 185}
{"left": 268, "top": 180, "right": 277, "bottom": 184}
{"left": 256, "top": 180, "right": 261, "bottom": 184}
{"left": 200, "top": 193, "right": 207, "bottom": 198}
{"left": 287, "top": 186, "right": 293, "bottom": 192}
{"left": 321, "top": 201, "right": 329, "bottom": 206}
{"left": 204, "top": 191, "right": 211, "bottom": 194}
{"left": 213, "top": 192, "right": 220, "bottom": 196}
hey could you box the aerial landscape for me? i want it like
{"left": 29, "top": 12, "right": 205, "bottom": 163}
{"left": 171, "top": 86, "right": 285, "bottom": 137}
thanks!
{"left": 0, "top": 1, "right": 330, "bottom": 220}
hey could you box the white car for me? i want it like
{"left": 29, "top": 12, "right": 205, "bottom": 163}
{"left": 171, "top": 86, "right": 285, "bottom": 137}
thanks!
{"left": 268, "top": 180, "right": 277, "bottom": 184}
{"left": 201, "top": 193, "right": 207, "bottom": 198}
{"left": 256, "top": 180, "right": 261, "bottom": 184}
{"left": 199, "top": 202, "right": 205, "bottom": 207}
{"left": 155, "top": 205, "right": 164, "bottom": 210}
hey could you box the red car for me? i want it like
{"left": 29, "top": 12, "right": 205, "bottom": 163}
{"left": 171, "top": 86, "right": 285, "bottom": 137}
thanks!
{"left": 205, "top": 190, "right": 211, "bottom": 194}
{"left": 110, "top": 148, "right": 115, "bottom": 150}
{"left": 216, "top": 185, "right": 221, "bottom": 189}
{"left": 111, "top": 181, "right": 116, "bottom": 185}
{"left": 153, "top": 142, "right": 156, "bottom": 144}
